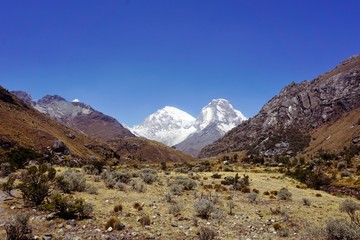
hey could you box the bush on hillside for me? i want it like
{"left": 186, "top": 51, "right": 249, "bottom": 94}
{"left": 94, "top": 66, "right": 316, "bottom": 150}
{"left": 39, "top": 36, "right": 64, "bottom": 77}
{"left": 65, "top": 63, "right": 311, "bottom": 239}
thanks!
{"left": 55, "top": 168, "right": 87, "bottom": 193}
{"left": 45, "top": 193, "right": 93, "bottom": 219}
{"left": 18, "top": 164, "right": 56, "bottom": 206}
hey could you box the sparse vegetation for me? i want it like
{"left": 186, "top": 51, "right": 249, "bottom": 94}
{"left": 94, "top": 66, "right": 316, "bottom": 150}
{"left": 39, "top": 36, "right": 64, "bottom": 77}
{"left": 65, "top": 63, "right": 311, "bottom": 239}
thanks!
{"left": 0, "top": 173, "right": 16, "bottom": 197}
{"left": 55, "top": 168, "right": 87, "bottom": 193}
{"left": 18, "top": 164, "right": 56, "bottom": 206}
{"left": 277, "top": 188, "right": 292, "bottom": 200}
{"left": 105, "top": 216, "right": 125, "bottom": 230}
{"left": 339, "top": 199, "right": 360, "bottom": 226}
{"left": 45, "top": 193, "right": 93, "bottom": 219}
{"left": 5, "top": 214, "right": 32, "bottom": 240}
{"left": 194, "top": 198, "right": 215, "bottom": 219}
{"left": 198, "top": 226, "right": 216, "bottom": 240}
{"left": 114, "top": 204, "right": 123, "bottom": 213}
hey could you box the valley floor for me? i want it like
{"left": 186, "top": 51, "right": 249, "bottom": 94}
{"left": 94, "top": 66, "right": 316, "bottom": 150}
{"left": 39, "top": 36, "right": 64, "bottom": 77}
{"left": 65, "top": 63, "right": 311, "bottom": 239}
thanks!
{"left": 0, "top": 165, "right": 358, "bottom": 239}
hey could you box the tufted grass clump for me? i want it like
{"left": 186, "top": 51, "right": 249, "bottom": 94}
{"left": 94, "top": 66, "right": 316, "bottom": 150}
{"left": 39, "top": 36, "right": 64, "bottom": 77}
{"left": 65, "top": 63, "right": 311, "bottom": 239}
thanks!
{"left": 105, "top": 216, "right": 125, "bottom": 230}
{"left": 277, "top": 188, "right": 292, "bottom": 200}
{"left": 114, "top": 204, "right": 123, "bottom": 213}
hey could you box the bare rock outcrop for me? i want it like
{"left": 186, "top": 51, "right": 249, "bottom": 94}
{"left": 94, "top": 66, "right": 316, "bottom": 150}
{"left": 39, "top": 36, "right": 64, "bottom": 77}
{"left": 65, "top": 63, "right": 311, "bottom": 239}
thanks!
{"left": 199, "top": 55, "right": 360, "bottom": 157}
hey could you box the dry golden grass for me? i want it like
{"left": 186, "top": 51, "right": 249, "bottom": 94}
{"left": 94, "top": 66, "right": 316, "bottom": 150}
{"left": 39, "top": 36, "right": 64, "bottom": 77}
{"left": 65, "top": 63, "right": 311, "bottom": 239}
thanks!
{"left": 1, "top": 164, "right": 359, "bottom": 239}
{"left": 304, "top": 107, "right": 360, "bottom": 157}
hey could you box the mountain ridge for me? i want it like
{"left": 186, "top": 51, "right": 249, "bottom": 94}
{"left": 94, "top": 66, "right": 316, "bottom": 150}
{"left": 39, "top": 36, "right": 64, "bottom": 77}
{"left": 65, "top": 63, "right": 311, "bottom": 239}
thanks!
{"left": 131, "top": 98, "right": 247, "bottom": 156}
{"left": 12, "top": 91, "right": 135, "bottom": 141}
{"left": 199, "top": 54, "right": 360, "bottom": 158}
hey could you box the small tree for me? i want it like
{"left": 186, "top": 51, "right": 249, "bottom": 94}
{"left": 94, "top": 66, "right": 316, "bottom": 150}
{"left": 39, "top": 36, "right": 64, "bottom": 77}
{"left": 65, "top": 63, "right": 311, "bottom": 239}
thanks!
{"left": 18, "top": 165, "right": 56, "bottom": 206}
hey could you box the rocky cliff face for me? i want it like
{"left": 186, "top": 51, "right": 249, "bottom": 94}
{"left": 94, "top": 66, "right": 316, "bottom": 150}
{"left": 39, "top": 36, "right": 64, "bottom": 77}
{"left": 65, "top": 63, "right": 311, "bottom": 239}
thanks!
{"left": 199, "top": 55, "right": 360, "bottom": 158}
{"left": 11, "top": 92, "right": 134, "bottom": 141}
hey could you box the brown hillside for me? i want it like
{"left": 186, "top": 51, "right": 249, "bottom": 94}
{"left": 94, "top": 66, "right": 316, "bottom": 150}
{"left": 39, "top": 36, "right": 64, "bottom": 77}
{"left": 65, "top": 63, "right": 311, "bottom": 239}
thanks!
{"left": 305, "top": 107, "right": 360, "bottom": 156}
{"left": 109, "top": 137, "right": 196, "bottom": 163}
{"left": 0, "top": 86, "right": 115, "bottom": 160}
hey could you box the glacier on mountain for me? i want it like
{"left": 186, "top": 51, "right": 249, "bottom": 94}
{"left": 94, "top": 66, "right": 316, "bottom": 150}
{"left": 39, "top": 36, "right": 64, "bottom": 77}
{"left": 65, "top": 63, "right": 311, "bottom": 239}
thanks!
{"left": 130, "top": 99, "right": 247, "bottom": 155}
{"left": 130, "top": 106, "right": 197, "bottom": 146}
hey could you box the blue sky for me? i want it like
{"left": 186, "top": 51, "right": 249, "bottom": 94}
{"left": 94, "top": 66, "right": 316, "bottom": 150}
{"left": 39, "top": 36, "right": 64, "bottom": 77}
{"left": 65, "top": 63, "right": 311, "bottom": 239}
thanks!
{"left": 1, "top": 0, "right": 359, "bottom": 126}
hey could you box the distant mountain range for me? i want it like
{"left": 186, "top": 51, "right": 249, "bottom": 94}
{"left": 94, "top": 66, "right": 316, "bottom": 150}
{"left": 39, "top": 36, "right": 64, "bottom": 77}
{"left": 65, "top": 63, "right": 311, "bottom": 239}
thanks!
{"left": 2, "top": 88, "right": 195, "bottom": 163}
{"left": 130, "top": 99, "right": 247, "bottom": 156}
{"left": 11, "top": 91, "right": 134, "bottom": 141}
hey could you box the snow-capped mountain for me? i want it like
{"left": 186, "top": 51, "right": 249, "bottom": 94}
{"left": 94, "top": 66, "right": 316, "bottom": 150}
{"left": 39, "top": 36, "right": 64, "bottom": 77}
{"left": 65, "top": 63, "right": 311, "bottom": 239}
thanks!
{"left": 130, "top": 106, "right": 197, "bottom": 146}
{"left": 130, "top": 99, "right": 247, "bottom": 155}
{"left": 11, "top": 91, "right": 134, "bottom": 141}
{"left": 175, "top": 99, "right": 247, "bottom": 156}
{"left": 194, "top": 98, "right": 247, "bottom": 134}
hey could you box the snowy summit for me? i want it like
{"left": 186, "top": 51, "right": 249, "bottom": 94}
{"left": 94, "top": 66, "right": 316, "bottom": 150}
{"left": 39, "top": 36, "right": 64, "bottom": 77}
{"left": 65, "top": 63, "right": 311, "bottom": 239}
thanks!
{"left": 130, "top": 106, "right": 197, "bottom": 146}
{"left": 130, "top": 99, "right": 247, "bottom": 155}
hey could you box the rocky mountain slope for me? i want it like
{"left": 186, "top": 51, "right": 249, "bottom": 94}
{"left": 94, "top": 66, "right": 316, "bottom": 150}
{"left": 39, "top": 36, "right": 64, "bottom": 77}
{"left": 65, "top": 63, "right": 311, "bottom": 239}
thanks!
{"left": 0, "top": 86, "right": 116, "bottom": 161}
{"left": 1, "top": 87, "right": 195, "bottom": 163}
{"left": 130, "top": 106, "right": 196, "bottom": 146}
{"left": 12, "top": 92, "right": 134, "bottom": 141}
{"left": 175, "top": 99, "right": 247, "bottom": 156}
{"left": 199, "top": 54, "right": 360, "bottom": 158}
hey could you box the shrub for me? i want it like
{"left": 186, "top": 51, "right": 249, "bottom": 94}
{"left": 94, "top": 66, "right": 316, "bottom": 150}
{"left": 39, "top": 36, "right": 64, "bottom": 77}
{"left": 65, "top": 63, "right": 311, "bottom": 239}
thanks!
{"left": 340, "top": 199, "right": 360, "bottom": 226}
{"left": 270, "top": 190, "right": 278, "bottom": 196}
{"left": 170, "top": 183, "right": 185, "bottom": 195}
{"left": 114, "top": 182, "right": 127, "bottom": 191}
{"left": 55, "top": 169, "right": 86, "bottom": 193}
{"left": 247, "top": 192, "right": 259, "bottom": 203}
{"left": 341, "top": 170, "right": 352, "bottom": 177}
{"left": 273, "top": 222, "right": 282, "bottom": 231}
{"left": 18, "top": 165, "right": 56, "bottom": 206}
{"left": 303, "top": 198, "right": 311, "bottom": 206}
{"left": 113, "top": 170, "right": 133, "bottom": 184}
{"left": 129, "top": 179, "right": 146, "bottom": 192}
{"left": 1, "top": 173, "right": 17, "bottom": 197}
{"left": 227, "top": 201, "right": 235, "bottom": 215}
{"left": 133, "top": 202, "right": 143, "bottom": 211}
{"left": 211, "top": 173, "right": 222, "bottom": 179}
{"left": 169, "top": 202, "right": 183, "bottom": 216}
{"left": 114, "top": 204, "right": 123, "bottom": 213}
{"left": 277, "top": 188, "right": 292, "bottom": 200}
{"left": 6, "top": 147, "right": 41, "bottom": 170}
{"left": 263, "top": 191, "right": 270, "bottom": 195}
{"left": 0, "top": 162, "right": 12, "bottom": 177}
{"left": 164, "top": 192, "right": 173, "bottom": 203}
{"left": 86, "top": 184, "right": 98, "bottom": 195}
{"left": 139, "top": 214, "right": 151, "bottom": 226}
{"left": 141, "top": 172, "right": 157, "bottom": 184}
{"left": 337, "top": 161, "right": 347, "bottom": 170}
{"left": 194, "top": 199, "right": 214, "bottom": 219}
{"left": 172, "top": 176, "right": 197, "bottom": 190}
{"left": 279, "top": 228, "right": 289, "bottom": 237}
{"left": 198, "top": 226, "right": 216, "bottom": 240}
{"left": 160, "top": 162, "right": 167, "bottom": 171}
{"left": 45, "top": 193, "right": 93, "bottom": 219}
{"left": 5, "top": 214, "right": 32, "bottom": 240}
{"left": 325, "top": 219, "right": 360, "bottom": 240}
{"left": 105, "top": 217, "right": 125, "bottom": 230}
